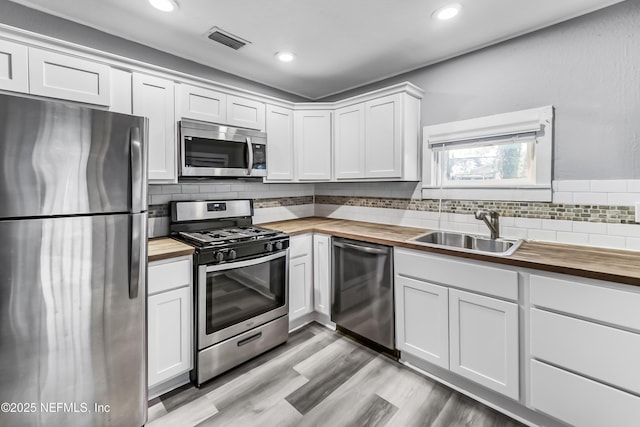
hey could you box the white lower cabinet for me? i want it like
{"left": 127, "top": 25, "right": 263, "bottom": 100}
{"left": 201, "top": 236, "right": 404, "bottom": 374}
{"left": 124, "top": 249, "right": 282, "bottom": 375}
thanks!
{"left": 288, "top": 233, "right": 333, "bottom": 329}
{"left": 529, "top": 273, "right": 640, "bottom": 426}
{"left": 147, "top": 256, "right": 193, "bottom": 390}
{"left": 449, "top": 288, "right": 519, "bottom": 399}
{"left": 394, "top": 248, "right": 519, "bottom": 399}
{"left": 288, "top": 234, "right": 314, "bottom": 322}
{"left": 395, "top": 275, "right": 449, "bottom": 369}
{"left": 313, "top": 234, "right": 331, "bottom": 316}
{"left": 530, "top": 360, "right": 640, "bottom": 427}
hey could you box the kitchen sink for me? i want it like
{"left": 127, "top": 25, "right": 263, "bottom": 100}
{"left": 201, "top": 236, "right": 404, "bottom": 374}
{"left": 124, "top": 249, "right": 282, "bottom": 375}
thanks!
{"left": 412, "top": 231, "right": 522, "bottom": 256}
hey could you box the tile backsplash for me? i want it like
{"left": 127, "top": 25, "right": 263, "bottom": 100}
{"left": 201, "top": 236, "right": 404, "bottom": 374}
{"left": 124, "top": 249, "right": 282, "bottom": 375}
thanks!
{"left": 146, "top": 179, "right": 640, "bottom": 251}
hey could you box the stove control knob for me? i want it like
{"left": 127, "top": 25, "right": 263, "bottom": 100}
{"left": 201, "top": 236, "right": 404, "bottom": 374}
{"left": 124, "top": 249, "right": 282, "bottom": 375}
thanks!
{"left": 227, "top": 249, "right": 237, "bottom": 260}
{"left": 275, "top": 241, "right": 283, "bottom": 251}
{"left": 265, "top": 242, "right": 274, "bottom": 252}
{"left": 214, "top": 251, "right": 224, "bottom": 262}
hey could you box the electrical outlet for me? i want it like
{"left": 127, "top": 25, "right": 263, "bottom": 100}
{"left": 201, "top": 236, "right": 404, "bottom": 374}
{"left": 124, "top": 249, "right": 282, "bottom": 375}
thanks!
{"left": 636, "top": 202, "right": 640, "bottom": 223}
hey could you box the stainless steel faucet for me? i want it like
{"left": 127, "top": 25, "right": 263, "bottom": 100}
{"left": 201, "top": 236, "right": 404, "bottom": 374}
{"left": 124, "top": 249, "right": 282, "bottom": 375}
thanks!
{"left": 475, "top": 210, "right": 500, "bottom": 239}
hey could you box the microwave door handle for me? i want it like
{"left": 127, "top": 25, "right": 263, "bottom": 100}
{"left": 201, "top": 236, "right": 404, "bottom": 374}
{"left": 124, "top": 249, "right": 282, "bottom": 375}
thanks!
{"left": 246, "top": 136, "right": 254, "bottom": 176}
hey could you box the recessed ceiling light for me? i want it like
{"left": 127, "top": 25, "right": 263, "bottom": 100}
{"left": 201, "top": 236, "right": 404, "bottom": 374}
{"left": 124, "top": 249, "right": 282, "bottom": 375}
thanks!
{"left": 276, "top": 52, "right": 296, "bottom": 63}
{"left": 432, "top": 4, "right": 462, "bottom": 20}
{"left": 149, "top": 0, "right": 178, "bottom": 12}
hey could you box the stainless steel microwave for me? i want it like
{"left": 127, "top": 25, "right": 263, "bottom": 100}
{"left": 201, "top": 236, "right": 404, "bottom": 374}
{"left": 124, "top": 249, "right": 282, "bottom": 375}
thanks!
{"left": 179, "top": 119, "right": 267, "bottom": 178}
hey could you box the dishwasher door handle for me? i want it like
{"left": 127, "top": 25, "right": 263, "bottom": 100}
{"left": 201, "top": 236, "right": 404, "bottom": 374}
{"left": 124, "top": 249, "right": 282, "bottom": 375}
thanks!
{"left": 333, "top": 241, "right": 389, "bottom": 255}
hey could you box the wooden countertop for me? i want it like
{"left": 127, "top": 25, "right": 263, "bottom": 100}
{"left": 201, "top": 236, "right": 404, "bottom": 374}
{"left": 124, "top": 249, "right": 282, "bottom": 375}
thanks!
{"left": 148, "top": 237, "right": 194, "bottom": 262}
{"left": 260, "top": 217, "right": 640, "bottom": 286}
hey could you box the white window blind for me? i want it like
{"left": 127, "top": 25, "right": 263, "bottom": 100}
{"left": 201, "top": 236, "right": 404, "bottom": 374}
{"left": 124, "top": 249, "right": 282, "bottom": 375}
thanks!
{"left": 422, "top": 106, "right": 554, "bottom": 202}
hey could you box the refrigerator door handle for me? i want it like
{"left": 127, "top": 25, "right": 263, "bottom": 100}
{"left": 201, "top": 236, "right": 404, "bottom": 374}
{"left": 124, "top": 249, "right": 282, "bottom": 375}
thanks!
{"left": 130, "top": 126, "right": 144, "bottom": 213}
{"left": 129, "top": 213, "right": 147, "bottom": 299}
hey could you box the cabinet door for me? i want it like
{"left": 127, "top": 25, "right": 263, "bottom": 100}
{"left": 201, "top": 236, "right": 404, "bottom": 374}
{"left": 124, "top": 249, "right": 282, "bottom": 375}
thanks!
{"left": 313, "top": 234, "right": 331, "bottom": 316}
{"left": 395, "top": 275, "right": 449, "bottom": 369}
{"left": 227, "top": 95, "right": 265, "bottom": 131}
{"left": 177, "top": 83, "right": 226, "bottom": 123}
{"left": 109, "top": 68, "right": 132, "bottom": 114}
{"left": 449, "top": 288, "right": 519, "bottom": 399}
{"left": 289, "top": 254, "right": 313, "bottom": 321}
{"left": 148, "top": 286, "right": 192, "bottom": 387}
{"left": 28, "top": 48, "right": 110, "bottom": 105}
{"left": 0, "top": 39, "right": 28, "bottom": 93}
{"left": 295, "top": 110, "right": 332, "bottom": 181}
{"left": 132, "top": 73, "right": 176, "bottom": 182}
{"left": 364, "top": 93, "right": 402, "bottom": 178}
{"left": 265, "top": 105, "right": 294, "bottom": 181}
{"left": 334, "top": 103, "right": 365, "bottom": 180}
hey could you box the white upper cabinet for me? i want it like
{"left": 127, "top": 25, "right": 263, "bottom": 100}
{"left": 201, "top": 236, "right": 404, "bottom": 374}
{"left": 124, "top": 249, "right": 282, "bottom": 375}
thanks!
{"left": 332, "top": 84, "right": 422, "bottom": 182}
{"left": 0, "top": 39, "right": 28, "bottom": 94}
{"left": 177, "top": 83, "right": 226, "bottom": 123}
{"left": 295, "top": 110, "right": 332, "bottom": 181}
{"left": 226, "top": 94, "right": 265, "bottom": 131}
{"left": 364, "top": 93, "right": 403, "bottom": 178}
{"left": 109, "top": 68, "right": 132, "bottom": 114}
{"left": 28, "top": 48, "right": 110, "bottom": 106}
{"left": 334, "top": 103, "right": 365, "bottom": 179}
{"left": 177, "top": 84, "right": 265, "bottom": 131}
{"left": 265, "top": 104, "right": 295, "bottom": 181}
{"left": 132, "top": 73, "right": 176, "bottom": 183}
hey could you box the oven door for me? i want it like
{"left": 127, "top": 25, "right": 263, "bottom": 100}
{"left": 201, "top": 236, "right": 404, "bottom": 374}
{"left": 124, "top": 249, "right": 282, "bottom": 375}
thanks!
{"left": 197, "top": 251, "right": 288, "bottom": 349}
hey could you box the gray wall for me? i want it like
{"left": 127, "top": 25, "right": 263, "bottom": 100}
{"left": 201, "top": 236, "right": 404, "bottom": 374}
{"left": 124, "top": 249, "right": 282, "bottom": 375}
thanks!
{"left": 322, "top": 1, "right": 640, "bottom": 180}
{"left": 0, "top": 1, "right": 307, "bottom": 102}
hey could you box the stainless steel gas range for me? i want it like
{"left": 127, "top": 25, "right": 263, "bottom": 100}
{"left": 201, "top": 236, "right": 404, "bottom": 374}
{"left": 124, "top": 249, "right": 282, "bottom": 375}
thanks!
{"left": 170, "top": 199, "right": 289, "bottom": 386}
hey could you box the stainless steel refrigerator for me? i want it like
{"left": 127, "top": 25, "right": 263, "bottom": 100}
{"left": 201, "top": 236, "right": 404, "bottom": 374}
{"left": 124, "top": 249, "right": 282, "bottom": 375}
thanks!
{"left": 0, "top": 94, "right": 148, "bottom": 427}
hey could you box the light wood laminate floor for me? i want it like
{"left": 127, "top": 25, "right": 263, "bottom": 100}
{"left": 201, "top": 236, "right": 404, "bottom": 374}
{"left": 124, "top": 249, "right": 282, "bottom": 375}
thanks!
{"left": 147, "top": 323, "right": 525, "bottom": 427}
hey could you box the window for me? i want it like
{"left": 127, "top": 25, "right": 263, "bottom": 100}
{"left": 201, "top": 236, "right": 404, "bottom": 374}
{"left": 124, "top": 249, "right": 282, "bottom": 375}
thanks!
{"left": 422, "top": 106, "right": 554, "bottom": 201}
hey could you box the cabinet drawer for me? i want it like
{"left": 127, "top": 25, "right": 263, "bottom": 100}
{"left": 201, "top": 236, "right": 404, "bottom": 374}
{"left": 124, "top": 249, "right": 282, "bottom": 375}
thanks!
{"left": 290, "top": 234, "right": 313, "bottom": 258}
{"left": 531, "top": 308, "right": 640, "bottom": 395}
{"left": 530, "top": 360, "right": 640, "bottom": 427}
{"left": 28, "top": 48, "right": 110, "bottom": 105}
{"left": 395, "top": 248, "right": 518, "bottom": 301}
{"left": 148, "top": 258, "right": 191, "bottom": 295}
{"left": 530, "top": 274, "right": 640, "bottom": 331}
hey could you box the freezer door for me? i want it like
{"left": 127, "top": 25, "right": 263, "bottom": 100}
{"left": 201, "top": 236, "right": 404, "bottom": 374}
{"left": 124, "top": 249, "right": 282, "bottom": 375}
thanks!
{"left": 0, "top": 213, "right": 147, "bottom": 427}
{"left": 0, "top": 94, "right": 147, "bottom": 217}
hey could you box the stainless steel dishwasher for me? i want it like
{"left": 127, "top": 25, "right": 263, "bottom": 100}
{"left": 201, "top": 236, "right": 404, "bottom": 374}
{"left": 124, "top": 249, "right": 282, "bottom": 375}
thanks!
{"left": 331, "top": 237, "right": 395, "bottom": 353}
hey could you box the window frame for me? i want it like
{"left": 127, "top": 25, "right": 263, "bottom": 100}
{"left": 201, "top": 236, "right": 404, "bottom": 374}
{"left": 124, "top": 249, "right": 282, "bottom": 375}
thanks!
{"left": 421, "top": 106, "right": 554, "bottom": 202}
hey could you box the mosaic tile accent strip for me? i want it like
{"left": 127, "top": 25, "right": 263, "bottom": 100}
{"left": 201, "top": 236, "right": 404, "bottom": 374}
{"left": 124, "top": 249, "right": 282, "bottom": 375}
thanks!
{"left": 148, "top": 203, "right": 170, "bottom": 218}
{"left": 314, "top": 195, "right": 638, "bottom": 224}
{"left": 254, "top": 196, "right": 314, "bottom": 209}
{"left": 148, "top": 196, "right": 315, "bottom": 218}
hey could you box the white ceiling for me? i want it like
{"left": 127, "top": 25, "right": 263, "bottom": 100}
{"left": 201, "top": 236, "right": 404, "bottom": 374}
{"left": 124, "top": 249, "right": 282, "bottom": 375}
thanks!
{"left": 9, "top": 0, "right": 625, "bottom": 99}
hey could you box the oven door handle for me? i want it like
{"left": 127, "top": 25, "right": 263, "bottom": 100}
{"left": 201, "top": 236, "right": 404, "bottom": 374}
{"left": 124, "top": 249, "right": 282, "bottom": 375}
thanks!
{"left": 205, "top": 250, "right": 287, "bottom": 273}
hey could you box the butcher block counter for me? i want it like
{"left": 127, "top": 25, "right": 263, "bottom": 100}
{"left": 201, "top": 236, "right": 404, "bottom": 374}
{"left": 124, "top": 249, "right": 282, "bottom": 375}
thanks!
{"left": 148, "top": 237, "right": 194, "bottom": 262}
{"left": 260, "top": 217, "right": 640, "bottom": 286}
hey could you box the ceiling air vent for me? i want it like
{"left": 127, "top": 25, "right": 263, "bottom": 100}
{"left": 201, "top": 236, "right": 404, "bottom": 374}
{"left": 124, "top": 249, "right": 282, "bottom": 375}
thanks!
{"left": 206, "top": 27, "right": 250, "bottom": 50}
